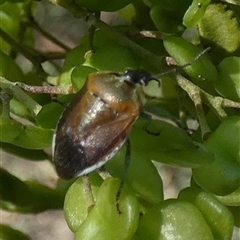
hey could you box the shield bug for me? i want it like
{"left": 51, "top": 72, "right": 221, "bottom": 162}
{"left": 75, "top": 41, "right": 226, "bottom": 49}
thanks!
{"left": 52, "top": 70, "right": 159, "bottom": 179}
{"left": 52, "top": 48, "right": 211, "bottom": 179}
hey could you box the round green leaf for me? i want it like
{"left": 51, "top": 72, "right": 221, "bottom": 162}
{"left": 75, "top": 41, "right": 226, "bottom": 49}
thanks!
{"left": 106, "top": 144, "right": 164, "bottom": 205}
{"left": 215, "top": 56, "right": 240, "bottom": 102}
{"left": 183, "top": 0, "right": 211, "bottom": 27}
{"left": 199, "top": 4, "right": 240, "bottom": 54}
{"left": 135, "top": 199, "right": 214, "bottom": 240}
{"left": 36, "top": 102, "right": 64, "bottom": 129}
{"left": 178, "top": 187, "right": 234, "bottom": 239}
{"left": 151, "top": 6, "right": 183, "bottom": 34}
{"left": 71, "top": 65, "right": 96, "bottom": 92}
{"left": 163, "top": 35, "right": 218, "bottom": 83}
{"left": 64, "top": 173, "right": 103, "bottom": 232}
{"left": 74, "top": 177, "right": 139, "bottom": 240}
{"left": 84, "top": 44, "right": 139, "bottom": 72}
{"left": 216, "top": 187, "right": 240, "bottom": 207}
{"left": 193, "top": 117, "right": 240, "bottom": 195}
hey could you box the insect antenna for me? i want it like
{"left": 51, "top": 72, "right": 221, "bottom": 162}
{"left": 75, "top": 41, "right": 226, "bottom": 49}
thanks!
{"left": 153, "top": 47, "right": 211, "bottom": 79}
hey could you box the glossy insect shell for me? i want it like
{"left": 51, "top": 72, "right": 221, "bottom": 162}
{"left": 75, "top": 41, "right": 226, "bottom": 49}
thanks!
{"left": 53, "top": 71, "right": 146, "bottom": 179}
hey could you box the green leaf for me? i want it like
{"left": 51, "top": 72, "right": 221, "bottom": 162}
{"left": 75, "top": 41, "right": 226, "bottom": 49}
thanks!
{"left": 0, "top": 224, "right": 30, "bottom": 240}
{"left": 36, "top": 102, "right": 64, "bottom": 129}
{"left": 0, "top": 168, "right": 64, "bottom": 213}
{"left": 151, "top": 6, "right": 184, "bottom": 34}
{"left": 199, "top": 4, "right": 240, "bottom": 54}
{"left": 71, "top": 65, "right": 96, "bottom": 92}
{"left": 17, "top": 125, "right": 54, "bottom": 149}
{"left": 10, "top": 98, "right": 32, "bottom": 120}
{"left": 135, "top": 199, "right": 214, "bottom": 240}
{"left": 183, "top": 0, "right": 211, "bottom": 27}
{"left": 178, "top": 187, "right": 234, "bottom": 239}
{"left": 163, "top": 35, "right": 218, "bottom": 83}
{"left": 0, "top": 0, "right": 7, "bottom": 5}
{"left": 193, "top": 117, "right": 240, "bottom": 195}
{"left": 215, "top": 56, "right": 240, "bottom": 102}
{"left": 0, "top": 117, "right": 22, "bottom": 142}
{"left": 215, "top": 187, "right": 240, "bottom": 206}
{"left": 24, "top": 180, "right": 64, "bottom": 212}
{"left": 74, "top": 178, "right": 139, "bottom": 240}
{"left": 130, "top": 118, "right": 214, "bottom": 168}
{"left": 0, "top": 2, "right": 33, "bottom": 53}
{"left": 0, "top": 50, "right": 24, "bottom": 81}
{"left": 227, "top": 206, "right": 240, "bottom": 228}
{"left": 0, "top": 117, "right": 54, "bottom": 149}
{"left": 206, "top": 116, "right": 240, "bottom": 163}
{"left": 62, "top": 30, "right": 117, "bottom": 72}
{"left": 84, "top": 44, "right": 139, "bottom": 71}
{"left": 0, "top": 142, "right": 48, "bottom": 161}
{"left": 64, "top": 173, "right": 103, "bottom": 232}
{"left": 106, "top": 144, "right": 164, "bottom": 205}
{"left": 0, "top": 168, "right": 33, "bottom": 210}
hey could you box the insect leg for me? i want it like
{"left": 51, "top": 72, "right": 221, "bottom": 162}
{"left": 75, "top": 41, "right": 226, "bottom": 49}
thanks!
{"left": 141, "top": 112, "right": 161, "bottom": 136}
{"left": 82, "top": 175, "right": 95, "bottom": 206}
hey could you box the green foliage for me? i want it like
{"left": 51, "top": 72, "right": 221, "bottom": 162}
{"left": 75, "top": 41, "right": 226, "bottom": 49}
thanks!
{"left": 0, "top": 168, "right": 64, "bottom": 212}
{"left": 0, "top": 0, "right": 240, "bottom": 239}
{"left": 178, "top": 187, "right": 234, "bottom": 239}
{"left": 199, "top": 4, "right": 240, "bottom": 57}
{"left": 135, "top": 199, "right": 215, "bottom": 240}
{"left": 0, "top": 224, "right": 30, "bottom": 240}
{"left": 215, "top": 56, "right": 240, "bottom": 102}
{"left": 73, "top": 177, "right": 140, "bottom": 240}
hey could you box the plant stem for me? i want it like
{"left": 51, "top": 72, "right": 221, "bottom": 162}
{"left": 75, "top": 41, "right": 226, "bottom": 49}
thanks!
{"left": 175, "top": 74, "right": 211, "bottom": 139}
{"left": 0, "top": 28, "right": 48, "bottom": 79}
{"left": 0, "top": 91, "right": 11, "bottom": 118}
{"left": 35, "top": 51, "right": 66, "bottom": 60}
{"left": 0, "top": 28, "right": 43, "bottom": 65}
{"left": 175, "top": 74, "right": 240, "bottom": 131}
{"left": 0, "top": 76, "right": 42, "bottom": 117}
{"left": 24, "top": 19, "right": 71, "bottom": 51}
{"left": 18, "top": 83, "right": 69, "bottom": 94}
{"left": 221, "top": 99, "right": 240, "bottom": 109}
{"left": 49, "top": 0, "right": 88, "bottom": 18}
{"left": 82, "top": 175, "right": 95, "bottom": 205}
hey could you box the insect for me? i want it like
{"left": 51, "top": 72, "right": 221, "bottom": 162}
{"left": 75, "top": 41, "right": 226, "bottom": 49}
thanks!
{"left": 52, "top": 70, "right": 159, "bottom": 179}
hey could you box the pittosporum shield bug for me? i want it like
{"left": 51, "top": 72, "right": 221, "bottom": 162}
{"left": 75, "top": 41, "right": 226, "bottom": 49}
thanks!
{"left": 52, "top": 47, "right": 211, "bottom": 179}
{"left": 52, "top": 70, "right": 159, "bottom": 179}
